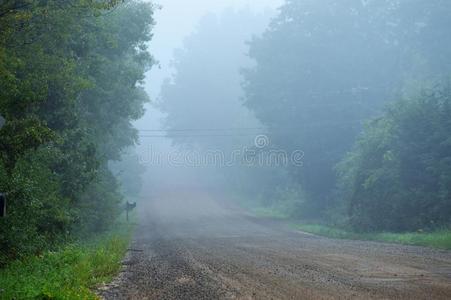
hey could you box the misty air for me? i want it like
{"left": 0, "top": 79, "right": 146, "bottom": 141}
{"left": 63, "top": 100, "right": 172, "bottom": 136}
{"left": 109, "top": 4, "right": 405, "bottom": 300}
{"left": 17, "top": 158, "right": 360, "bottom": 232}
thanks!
{"left": 1, "top": 0, "right": 451, "bottom": 299}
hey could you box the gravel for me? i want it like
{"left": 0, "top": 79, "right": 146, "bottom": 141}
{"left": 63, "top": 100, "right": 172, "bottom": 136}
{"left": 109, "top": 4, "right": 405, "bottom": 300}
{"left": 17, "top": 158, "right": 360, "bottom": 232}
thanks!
{"left": 100, "top": 191, "right": 451, "bottom": 300}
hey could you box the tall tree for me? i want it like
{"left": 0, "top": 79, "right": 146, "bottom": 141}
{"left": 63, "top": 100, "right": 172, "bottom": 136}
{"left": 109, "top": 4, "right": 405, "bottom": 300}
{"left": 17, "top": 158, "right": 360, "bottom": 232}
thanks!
{"left": 0, "top": 0, "right": 154, "bottom": 264}
{"left": 243, "top": 0, "right": 402, "bottom": 216}
{"left": 159, "top": 9, "right": 279, "bottom": 192}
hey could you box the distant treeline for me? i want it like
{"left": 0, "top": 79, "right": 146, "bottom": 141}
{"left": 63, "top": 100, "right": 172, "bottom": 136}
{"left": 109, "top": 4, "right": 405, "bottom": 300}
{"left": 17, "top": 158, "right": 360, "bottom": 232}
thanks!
{"left": 0, "top": 0, "right": 153, "bottom": 265}
{"left": 157, "top": 1, "right": 451, "bottom": 232}
{"left": 243, "top": 0, "right": 451, "bottom": 231}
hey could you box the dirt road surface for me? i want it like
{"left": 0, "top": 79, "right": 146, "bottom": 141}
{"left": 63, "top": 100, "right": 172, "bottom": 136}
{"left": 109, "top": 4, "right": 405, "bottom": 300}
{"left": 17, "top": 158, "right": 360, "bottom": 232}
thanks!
{"left": 101, "top": 190, "right": 451, "bottom": 299}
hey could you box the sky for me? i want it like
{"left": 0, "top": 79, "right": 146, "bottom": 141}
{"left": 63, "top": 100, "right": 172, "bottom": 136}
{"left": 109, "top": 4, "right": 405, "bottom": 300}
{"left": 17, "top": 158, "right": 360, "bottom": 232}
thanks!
{"left": 136, "top": 0, "right": 283, "bottom": 131}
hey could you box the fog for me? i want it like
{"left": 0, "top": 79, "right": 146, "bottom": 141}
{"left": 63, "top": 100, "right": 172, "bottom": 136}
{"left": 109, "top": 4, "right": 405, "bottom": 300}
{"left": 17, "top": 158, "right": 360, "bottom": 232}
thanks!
{"left": 142, "top": 0, "right": 283, "bottom": 99}
{"left": 133, "top": 0, "right": 451, "bottom": 233}
{"left": 2, "top": 0, "right": 451, "bottom": 297}
{"left": 135, "top": 0, "right": 282, "bottom": 197}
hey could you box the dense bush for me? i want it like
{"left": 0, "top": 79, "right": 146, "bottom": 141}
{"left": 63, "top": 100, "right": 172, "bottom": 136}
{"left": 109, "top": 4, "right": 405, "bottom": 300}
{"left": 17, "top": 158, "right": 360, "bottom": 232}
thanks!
{"left": 338, "top": 85, "right": 451, "bottom": 231}
{"left": 0, "top": 1, "right": 153, "bottom": 265}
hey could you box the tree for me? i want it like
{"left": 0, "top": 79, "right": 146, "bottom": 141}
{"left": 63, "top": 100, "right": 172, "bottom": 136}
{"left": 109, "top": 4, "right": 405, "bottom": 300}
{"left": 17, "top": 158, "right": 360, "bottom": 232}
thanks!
{"left": 337, "top": 84, "right": 451, "bottom": 231}
{"left": 159, "top": 9, "right": 283, "bottom": 194}
{"left": 0, "top": 0, "right": 154, "bottom": 264}
{"left": 243, "top": 0, "right": 402, "bottom": 217}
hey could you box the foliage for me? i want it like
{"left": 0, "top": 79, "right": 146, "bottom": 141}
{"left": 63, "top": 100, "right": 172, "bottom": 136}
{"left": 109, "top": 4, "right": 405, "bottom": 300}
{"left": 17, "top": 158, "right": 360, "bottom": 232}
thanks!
{"left": 109, "top": 148, "right": 146, "bottom": 200}
{"left": 0, "top": 226, "right": 131, "bottom": 300}
{"left": 243, "top": 0, "right": 451, "bottom": 220}
{"left": 235, "top": 185, "right": 306, "bottom": 220}
{"left": 0, "top": 0, "right": 153, "bottom": 265}
{"left": 338, "top": 85, "right": 451, "bottom": 231}
{"left": 0, "top": 148, "right": 71, "bottom": 264}
{"left": 243, "top": 0, "right": 402, "bottom": 216}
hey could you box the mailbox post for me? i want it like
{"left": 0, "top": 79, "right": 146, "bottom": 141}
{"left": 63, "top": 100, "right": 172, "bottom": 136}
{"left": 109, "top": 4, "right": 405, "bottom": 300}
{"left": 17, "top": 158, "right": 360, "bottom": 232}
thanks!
{"left": 125, "top": 201, "right": 136, "bottom": 222}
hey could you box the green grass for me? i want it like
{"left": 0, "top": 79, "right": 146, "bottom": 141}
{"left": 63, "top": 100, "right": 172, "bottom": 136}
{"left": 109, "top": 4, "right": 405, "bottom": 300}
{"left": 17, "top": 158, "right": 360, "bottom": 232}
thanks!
{"left": 241, "top": 202, "right": 451, "bottom": 250}
{"left": 251, "top": 207, "right": 290, "bottom": 220}
{"left": 295, "top": 224, "right": 451, "bottom": 250}
{"left": 0, "top": 226, "right": 132, "bottom": 300}
{"left": 233, "top": 197, "right": 293, "bottom": 220}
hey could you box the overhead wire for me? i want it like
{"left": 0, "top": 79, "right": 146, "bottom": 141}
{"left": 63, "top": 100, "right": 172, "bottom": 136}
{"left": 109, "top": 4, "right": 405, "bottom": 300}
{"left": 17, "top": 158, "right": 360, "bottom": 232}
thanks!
{"left": 137, "top": 119, "right": 365, "bottom": 138}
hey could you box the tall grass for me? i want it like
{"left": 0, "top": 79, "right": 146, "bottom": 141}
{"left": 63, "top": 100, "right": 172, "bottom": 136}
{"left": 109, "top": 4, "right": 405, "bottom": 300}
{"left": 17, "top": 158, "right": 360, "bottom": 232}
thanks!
{"left": 0, "top": 226, "right": 131, "bottom": 300}
{"left": 295, "top": 224, "right": 451, "bottom": 250}
{"left": 244, "top": 202, "right": 451, "bottom": 250}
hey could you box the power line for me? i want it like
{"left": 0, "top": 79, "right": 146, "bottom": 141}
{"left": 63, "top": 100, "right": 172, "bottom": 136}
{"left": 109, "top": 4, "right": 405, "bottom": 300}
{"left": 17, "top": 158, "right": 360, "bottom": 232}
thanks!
{"left": 139, "top": 134, "right": 261, "bottom": 138}
{"left": 137, "top": 119, "right": 366, "bottom": 139}
{"left": 138, "top": 127, "right": 266, "bottom": 132}
{"left": 138, "top": 120, "right": 363, "bottom": 134}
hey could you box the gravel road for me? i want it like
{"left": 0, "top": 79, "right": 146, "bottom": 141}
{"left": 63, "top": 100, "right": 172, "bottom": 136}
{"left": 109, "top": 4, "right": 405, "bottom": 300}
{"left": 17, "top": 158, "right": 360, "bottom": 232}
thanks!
{"left": 101, "top": 190, "right": 451, "bottom": 299}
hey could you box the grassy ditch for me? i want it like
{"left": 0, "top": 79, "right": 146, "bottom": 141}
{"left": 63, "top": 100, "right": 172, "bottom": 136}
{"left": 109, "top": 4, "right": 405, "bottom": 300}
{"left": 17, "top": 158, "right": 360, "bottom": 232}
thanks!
{"left": 241, "top": 201, "right": 451, "bottom": 250}
{"left": 294, "top": 224, "right": 451, "bottom": 250}
{"left": 0, "top": 224, "right": 132, "bottom": 300}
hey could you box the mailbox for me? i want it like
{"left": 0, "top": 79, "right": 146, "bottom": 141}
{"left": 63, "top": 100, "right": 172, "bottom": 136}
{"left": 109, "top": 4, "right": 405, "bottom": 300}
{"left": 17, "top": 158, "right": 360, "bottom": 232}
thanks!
{"left": 125, "top": 201, "right": 136, "bottom": 222}
{"left": 0, "top": 193, "right": 6, "bottom": 217}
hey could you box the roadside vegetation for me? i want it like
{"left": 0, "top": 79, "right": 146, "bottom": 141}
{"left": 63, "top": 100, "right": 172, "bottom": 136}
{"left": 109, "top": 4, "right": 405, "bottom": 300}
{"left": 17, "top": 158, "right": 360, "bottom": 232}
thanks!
{"left": 0, "top": 0, "right": 151, "bottom": 297}
{"left": 0, "top": 222, "right": 131, "bottom": 299}
{"left": 0, "top": 0, "right": 152, "bottom": 266}
{"left": 294, "top": 224, "right": 451, "bottom": 250}
{"left": 247, "top": 204, "right": 451, "bottom": 250}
